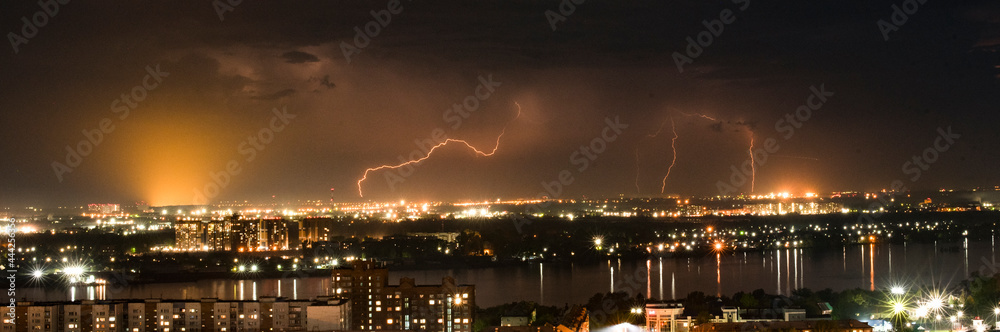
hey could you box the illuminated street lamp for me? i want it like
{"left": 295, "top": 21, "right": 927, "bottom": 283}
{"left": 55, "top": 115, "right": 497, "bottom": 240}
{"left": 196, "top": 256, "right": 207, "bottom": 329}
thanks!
{"left": 890, "top": 286, "right": 905, "bottom": 295}
{"left": 892, "top": 302, "right": 905, "bottom": 315}
{"left": 994, "top": 308, "right": 999, "bottom": 329}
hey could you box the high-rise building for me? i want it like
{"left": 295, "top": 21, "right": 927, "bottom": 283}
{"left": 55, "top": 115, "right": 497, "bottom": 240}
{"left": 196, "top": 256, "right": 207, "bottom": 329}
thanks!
{"left": 205, "top": 220, "right": 232, "bottom": 251}
{"left": 174, "top": 217, "right": 299, "bottom": 251}
{"left": 87, "top": 204, "right": 120, "bottom": 214}
{"left": 299, "top": 218, "right": 337, "bottom": 244}
{"left": 229, "top": 218, "right": 262, "bottom": 251}
{"left": 175, "top": 221, "right": 204, "bottom": 250}
{"left": 332, "top": 261, "right": 475, "bottom": 332}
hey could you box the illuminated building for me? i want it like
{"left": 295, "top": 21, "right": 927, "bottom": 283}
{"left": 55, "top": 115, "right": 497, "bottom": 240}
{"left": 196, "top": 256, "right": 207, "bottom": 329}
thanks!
{"left": 645, "top": 302, "right": 688, "bottom": 332}
{"left": 174, "top": 220, "right": 203, "bottom": 250}
{"left": 5, "top": 297, "right": 347, "bottom": 331}
{"left": 229, "top": 218, "right": 262, "bottom": 251}
{"left": 263, "top": 219, "right": 299, "bottom": 250}
{"left": 205, "top": 220, "right": 232, "bottom": 251}
{"left": 408, "top": 232, "right": 460, "bottom": 243}
{"left": 87, "top": 204, "right": 120, "bottom": 214}
{"left": 175, "top": 218, "right": 298, "bottom": 251}
{"left": 332, "top": 260, "right": 475, "bottom": 332}
{"left": 299, "top": 218, "right": 336, "bottom": 243}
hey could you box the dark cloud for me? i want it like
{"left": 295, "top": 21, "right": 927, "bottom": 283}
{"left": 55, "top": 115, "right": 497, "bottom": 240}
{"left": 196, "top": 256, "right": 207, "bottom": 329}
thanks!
{"left": 0, "top": 0, "right": 998, "bottom": 206}
{"left": 320, "top": 75, "right": 335, "bottom": 89}
{"left": 281, "top": 51, "right": 320, "bottom": 64}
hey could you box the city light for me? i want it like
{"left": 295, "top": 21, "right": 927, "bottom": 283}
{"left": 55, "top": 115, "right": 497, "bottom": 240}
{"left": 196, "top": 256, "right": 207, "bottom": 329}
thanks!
{"left": 890, "top": 286, "right": 905, "bottom": 295}
{"left": 63, "top": 265, "right": 85, "bottom": 277}
{"left": 892, "top": 302, "right": 905, "bottom": 315}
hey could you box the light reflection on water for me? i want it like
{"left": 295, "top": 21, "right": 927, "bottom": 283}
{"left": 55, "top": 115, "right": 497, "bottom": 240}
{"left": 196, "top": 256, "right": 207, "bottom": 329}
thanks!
{"left": 23, "top": 238, "right": 999, "bottom": 307}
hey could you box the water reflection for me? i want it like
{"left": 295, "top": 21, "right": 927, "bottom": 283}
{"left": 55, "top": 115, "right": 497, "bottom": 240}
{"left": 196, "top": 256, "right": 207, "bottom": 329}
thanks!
{"left": 18, "top": 241, "right": 995, "bottom": 307}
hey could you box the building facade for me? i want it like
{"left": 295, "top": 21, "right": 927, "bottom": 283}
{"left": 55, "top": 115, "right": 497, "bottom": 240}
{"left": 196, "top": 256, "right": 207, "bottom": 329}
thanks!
{"left": 174, "top": 217, "right": 298, "bottom": 252}
{"left": 332, "top": 261, "right": 475, "bottom": 332}
{"left": 3, "top": 297, "right": 346, "bottom": 332}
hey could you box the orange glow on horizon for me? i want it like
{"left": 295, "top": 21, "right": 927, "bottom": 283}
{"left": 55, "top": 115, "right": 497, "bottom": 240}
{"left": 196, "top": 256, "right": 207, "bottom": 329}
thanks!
{"left": 131, "top": 110, "right": 232, "bottom": 206}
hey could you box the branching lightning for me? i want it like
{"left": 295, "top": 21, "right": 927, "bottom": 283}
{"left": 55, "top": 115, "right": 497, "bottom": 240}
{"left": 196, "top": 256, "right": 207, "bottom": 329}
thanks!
{"left": 660, "top": 118, "right": 678, "bottom": 194}
{"left": 748, "top": 132, "right": 755, "bottom": 193}
{"left": 634, "top": 118, "right": 670, "bottom": 193}
{"left": 356, "top": 102, "right": 522, "bottom": 197}
{"left": 635, "top": 110, "right": 759, "bottom": 195}
{"left": 678, "top": 111, "right": 717, "bottom": 121}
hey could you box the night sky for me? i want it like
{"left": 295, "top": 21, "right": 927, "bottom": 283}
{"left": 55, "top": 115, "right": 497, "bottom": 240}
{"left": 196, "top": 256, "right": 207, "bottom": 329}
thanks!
{"left": 1, "top": 0, "right": 999, "bottom": 206}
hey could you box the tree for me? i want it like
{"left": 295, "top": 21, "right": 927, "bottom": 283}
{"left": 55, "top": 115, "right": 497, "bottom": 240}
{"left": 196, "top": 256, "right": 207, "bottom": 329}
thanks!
{"left": 739, "top": 293, "right": 759, "bottom": 308}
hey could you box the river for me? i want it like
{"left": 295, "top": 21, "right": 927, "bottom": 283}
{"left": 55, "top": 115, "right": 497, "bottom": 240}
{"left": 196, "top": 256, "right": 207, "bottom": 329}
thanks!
{"left": 20, "top": 238, "right": 998, "bottom": 307}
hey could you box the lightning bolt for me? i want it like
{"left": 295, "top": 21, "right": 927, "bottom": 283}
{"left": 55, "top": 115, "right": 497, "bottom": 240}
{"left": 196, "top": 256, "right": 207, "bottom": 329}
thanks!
{"left": 356, "top": 102, "right": 522, "bottom": 197}
{"left": 748, "top": 132, "right": 755, "bottom": 193}
{"left": 660, "top": 117, "right": 678, "bottom": 194}
{"left": 634, "top": 118, "right": 670, "bottom": 193}
{"left": 678, "top": 111, "right": 717, "bottom": 121}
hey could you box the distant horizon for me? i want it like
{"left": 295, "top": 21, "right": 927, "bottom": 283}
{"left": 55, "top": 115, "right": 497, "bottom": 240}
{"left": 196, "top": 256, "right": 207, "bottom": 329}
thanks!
{"left": 6, "top": 185, "right": 1000, "bottom": 210}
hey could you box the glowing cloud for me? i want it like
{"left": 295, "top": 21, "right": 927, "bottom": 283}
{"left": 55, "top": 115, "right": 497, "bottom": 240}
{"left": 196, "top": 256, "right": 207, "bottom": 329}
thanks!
{"left": 356, "top": 102, "right": 522, "bottom": 197}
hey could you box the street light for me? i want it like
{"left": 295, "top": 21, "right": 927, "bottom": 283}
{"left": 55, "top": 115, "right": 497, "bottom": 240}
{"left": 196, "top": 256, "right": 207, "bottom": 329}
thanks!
{"left": 892, "top": 302, "right": 906, "bottom": 315}
{"left": 994, "top": 308, "right": 999, "bottom": 329}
